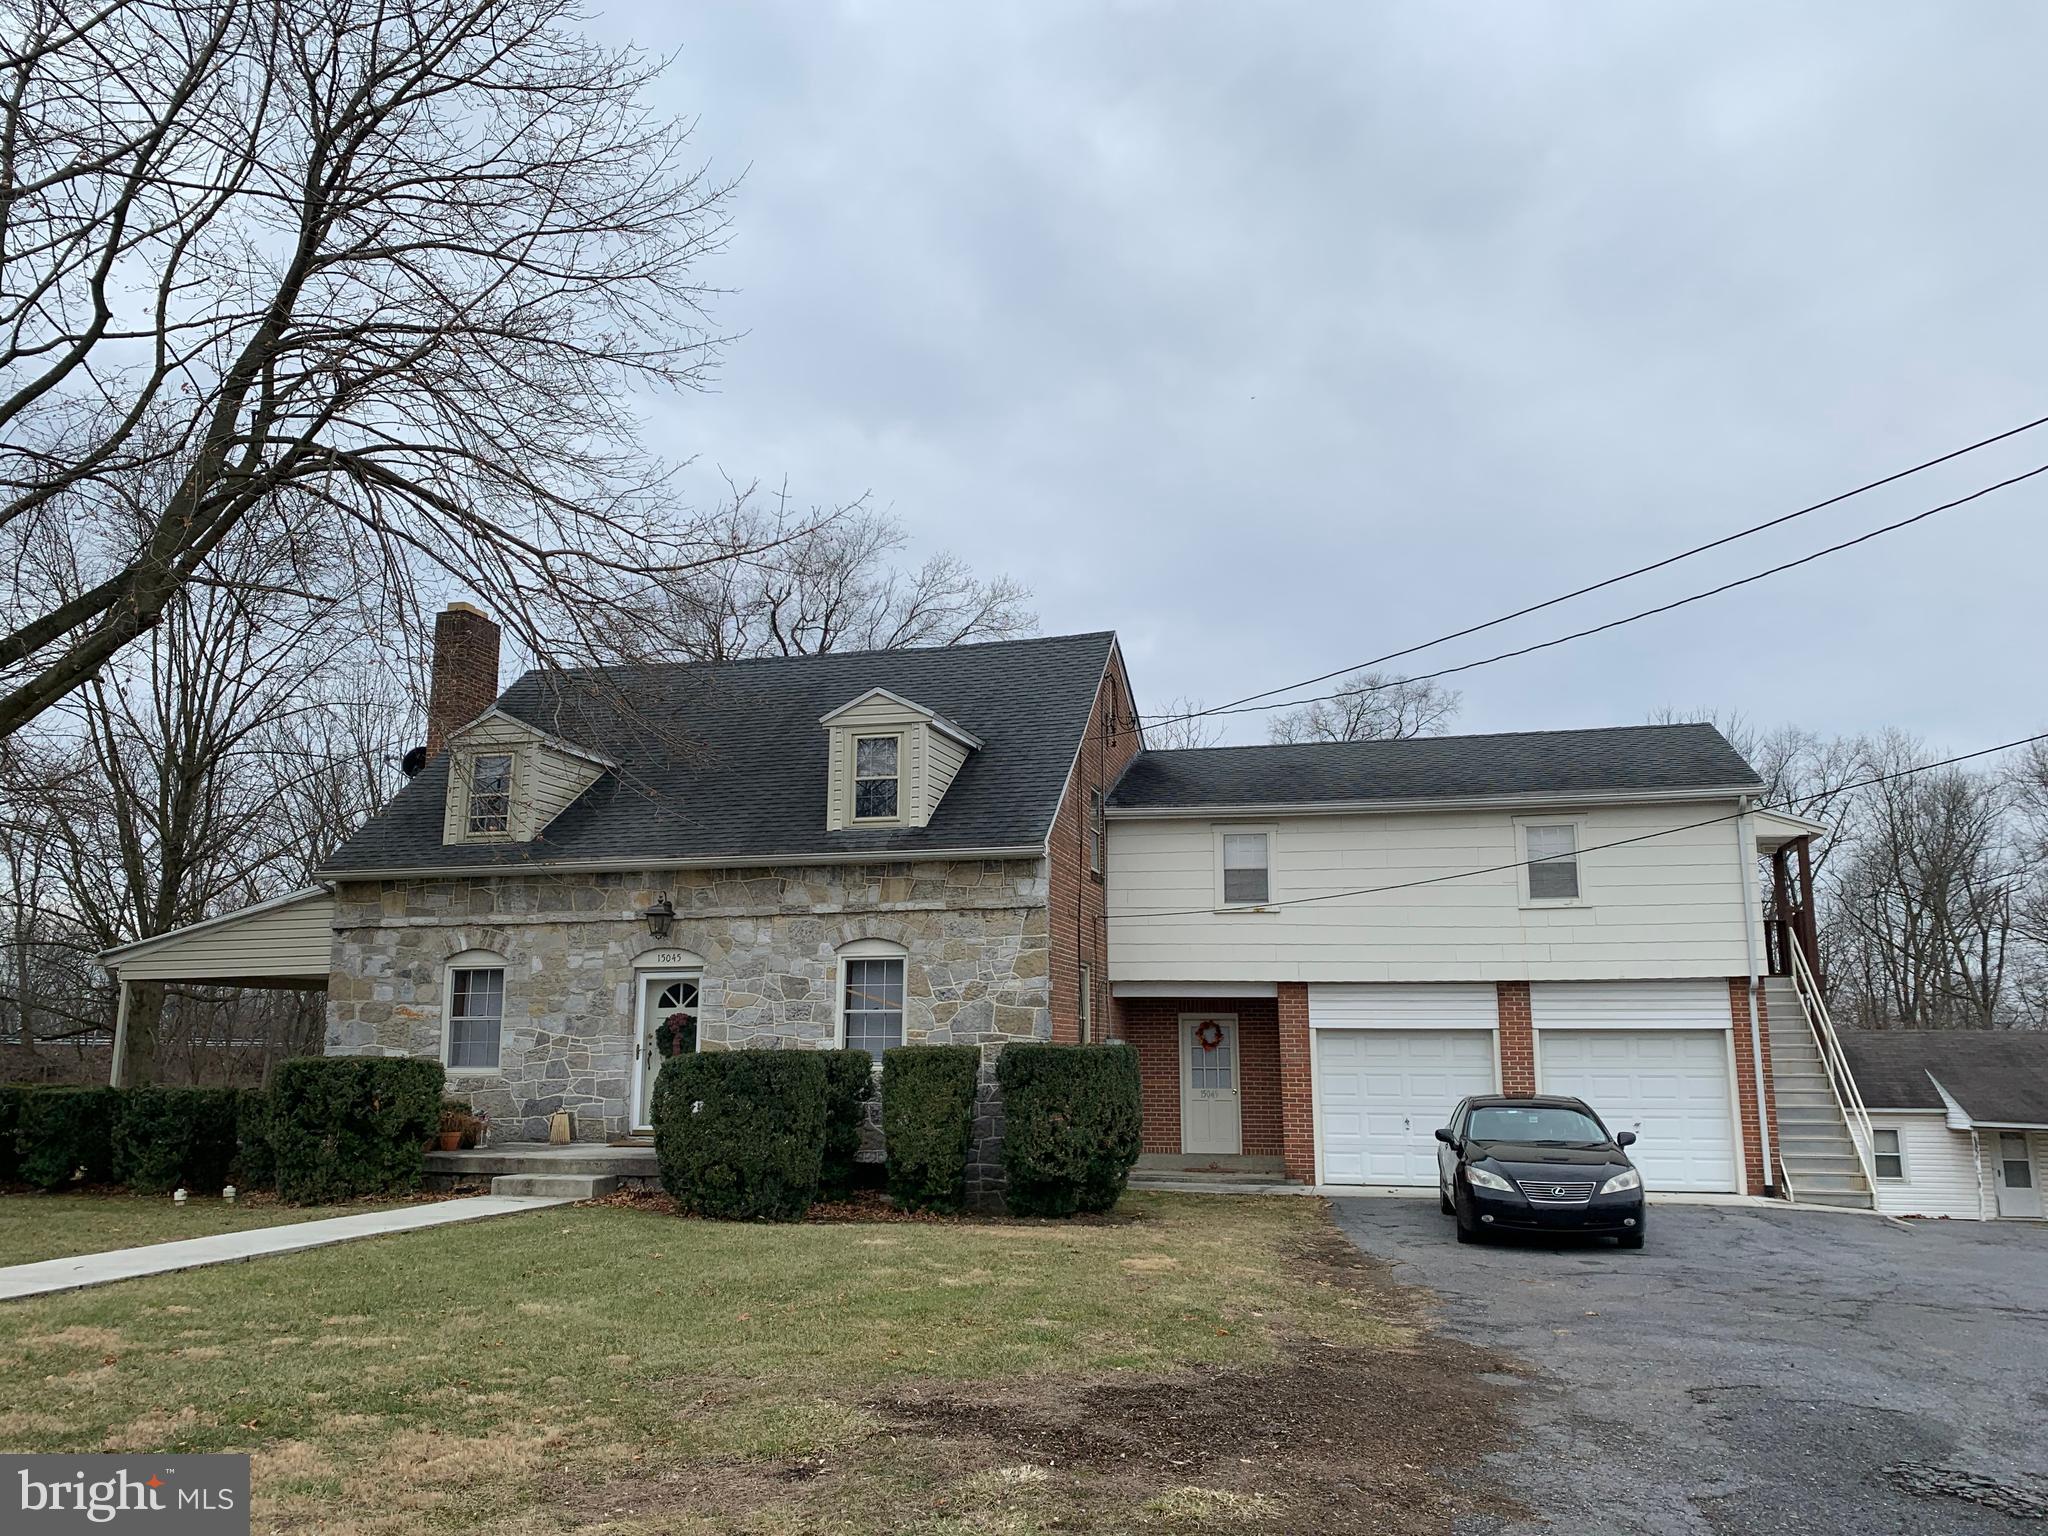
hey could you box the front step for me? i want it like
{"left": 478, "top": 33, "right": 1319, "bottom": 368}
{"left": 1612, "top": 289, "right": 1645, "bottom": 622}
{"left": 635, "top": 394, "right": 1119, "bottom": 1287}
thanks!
{"left": 490, "top": 1173, "right": 618, "bottom": 1199}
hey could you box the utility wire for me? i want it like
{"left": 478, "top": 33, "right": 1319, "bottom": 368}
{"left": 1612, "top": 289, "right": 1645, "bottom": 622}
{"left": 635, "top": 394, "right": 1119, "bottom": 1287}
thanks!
{"left": 1143, "top": 412, "right": 2048, "bottom": 730}
{"left": 1107, "top": 731, "right": 2048, "bottom": 920}
{"left": 1145, "top": 459, "right": 2048, "bottom": 728}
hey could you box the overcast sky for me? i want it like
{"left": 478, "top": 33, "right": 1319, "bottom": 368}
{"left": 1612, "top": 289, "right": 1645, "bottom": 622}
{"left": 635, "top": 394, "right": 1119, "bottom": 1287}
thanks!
{"left": 606, "top": 2, "right": 2045, "bottom": 750}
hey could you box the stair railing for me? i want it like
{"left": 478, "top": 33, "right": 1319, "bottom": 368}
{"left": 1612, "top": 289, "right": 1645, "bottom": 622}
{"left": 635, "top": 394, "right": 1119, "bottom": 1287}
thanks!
{"left": 1787, "top": 942, "right": 1878, "bottom": 1192}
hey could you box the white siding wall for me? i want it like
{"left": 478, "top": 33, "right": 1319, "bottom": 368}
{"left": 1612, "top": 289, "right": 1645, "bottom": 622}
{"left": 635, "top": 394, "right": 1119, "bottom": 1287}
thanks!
{"left": 1308, "top": 982, "right": 1498, "bottom": 1029}
{"left": 1870, "top": 1114, "right": 1990, "bottom": 1220}
{"left": 1530, "top": 979, "right": 1732, "bottom": 1029}
{"left": 112, "top": 893, "right": 334, "bottom": 982}
{"left": 1107, "top": 801, "right": 1752, "bottom": 983}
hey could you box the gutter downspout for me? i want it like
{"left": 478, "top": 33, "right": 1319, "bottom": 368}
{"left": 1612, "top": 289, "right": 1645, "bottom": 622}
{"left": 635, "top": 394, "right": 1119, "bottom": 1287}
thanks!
{"left": 1735, "top": 796, "right": 1774, "bottom": 1193}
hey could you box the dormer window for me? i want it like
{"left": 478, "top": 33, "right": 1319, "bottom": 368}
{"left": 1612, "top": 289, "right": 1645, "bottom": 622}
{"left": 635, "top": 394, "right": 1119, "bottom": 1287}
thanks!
{"left": 466, "top": 752, "right": 514, "bottom": 835}
{"left": 853, "top": 735, "right": 901, "bottom": 821}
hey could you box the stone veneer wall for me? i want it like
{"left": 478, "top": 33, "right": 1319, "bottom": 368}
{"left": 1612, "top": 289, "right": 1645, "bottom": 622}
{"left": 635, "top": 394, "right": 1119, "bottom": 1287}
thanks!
{"left": 324, "top": 858, "right": 1052, "bottom": 1201}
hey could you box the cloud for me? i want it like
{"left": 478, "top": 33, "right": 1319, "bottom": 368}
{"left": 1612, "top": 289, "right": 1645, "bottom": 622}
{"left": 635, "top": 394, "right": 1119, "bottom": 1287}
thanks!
{"left": 613, "top": 0, "right": 2048, "bottom": 745}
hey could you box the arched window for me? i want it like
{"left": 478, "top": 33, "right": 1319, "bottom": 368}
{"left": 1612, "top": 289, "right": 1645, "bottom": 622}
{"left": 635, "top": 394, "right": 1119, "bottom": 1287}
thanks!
{"left": 837, "top": 939, "right": 907, "bottom": 1057}
{"left": 443, "top": 949, "right": 506, "bottom": 1072}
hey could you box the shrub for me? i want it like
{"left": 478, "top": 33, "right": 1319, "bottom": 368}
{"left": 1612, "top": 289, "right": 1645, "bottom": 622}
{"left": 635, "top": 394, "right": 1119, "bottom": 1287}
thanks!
{"left": 882, "top": 1045, "right": 979, "bottom": 1213}
{"left": 112, "top": 1086, "right": 242, "bottom": 1194}
{"left": 653, "top": 1049, "right": 826, "bottom": 1221}
{"left": 818, "top": 1049, "right": 874, "bottom": 1200}
{"left": 233, "top": 1090, "right": 277, "bottom": 1189}
{"left": 16, "top": 1086, "right": 119, "bottom": 1190}
{"left": 269, "top": 1057, "right": 445, "bottom": 1203}
{"left": 0, "top": 1084, "right": 28, "bottom": 1182}
{"left": 997, "top": 1043, "right": 1143, "bottom": 1217}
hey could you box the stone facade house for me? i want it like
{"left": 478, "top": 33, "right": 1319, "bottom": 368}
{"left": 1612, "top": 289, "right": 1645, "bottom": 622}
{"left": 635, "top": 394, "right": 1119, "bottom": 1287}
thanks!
{"left": 312, "top": 610, "right": 1136, "bottom": 1193}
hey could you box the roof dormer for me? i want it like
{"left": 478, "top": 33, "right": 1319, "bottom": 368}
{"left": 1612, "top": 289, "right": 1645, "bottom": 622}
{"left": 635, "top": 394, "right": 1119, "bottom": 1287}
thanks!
{"left": 441, "top": 708, "right": 615, "bottom": 846}
{"left": 819, "top": 687, "right": 982, "bottom": 831}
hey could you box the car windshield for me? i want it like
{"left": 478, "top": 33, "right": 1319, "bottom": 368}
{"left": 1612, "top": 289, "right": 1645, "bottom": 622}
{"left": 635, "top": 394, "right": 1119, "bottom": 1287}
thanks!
{"left": 1467, "top": 1106, "right": 1608, "bottom": 1145}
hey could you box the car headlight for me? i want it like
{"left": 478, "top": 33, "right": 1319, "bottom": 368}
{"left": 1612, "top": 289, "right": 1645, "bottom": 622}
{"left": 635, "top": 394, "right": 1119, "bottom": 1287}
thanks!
{"left": 1466, "top": 1165, "right": 1516, "bottom": 1193}
{"left": 1600, "top": 1167, "right": 1643, "bottom": 1195}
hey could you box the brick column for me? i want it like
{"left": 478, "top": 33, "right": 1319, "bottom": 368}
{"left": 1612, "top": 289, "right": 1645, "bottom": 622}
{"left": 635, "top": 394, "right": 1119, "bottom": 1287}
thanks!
{"left": 1277, "top": 982, "right": 1315, "bottom": 1184}
{"left": 1729, "top": 977, "right": 1775, "bottom": 1194}
{"left": 1496, "top": 981, "right": 1534, "bottom": 1094}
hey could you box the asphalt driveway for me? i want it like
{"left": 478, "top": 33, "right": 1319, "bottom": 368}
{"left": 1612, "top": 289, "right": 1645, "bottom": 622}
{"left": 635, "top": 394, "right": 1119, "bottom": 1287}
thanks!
{"left": 1333, "top": 1198, "right": 2048, "bottom": 1535}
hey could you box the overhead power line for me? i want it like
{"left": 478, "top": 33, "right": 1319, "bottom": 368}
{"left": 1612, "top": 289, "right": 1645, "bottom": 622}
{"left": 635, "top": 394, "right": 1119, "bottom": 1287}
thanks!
{"left": 1146, "top": 458, "right": 2048, "bottom": 728}
{"left": 1143, "top": 411, "right": 2048, "bottom": 731}
{"left": 1107, "top": 730, "right": 2048, "bottom": 921}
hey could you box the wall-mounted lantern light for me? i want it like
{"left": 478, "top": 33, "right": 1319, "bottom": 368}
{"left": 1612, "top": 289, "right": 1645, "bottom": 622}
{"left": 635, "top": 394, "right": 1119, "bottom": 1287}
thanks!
{"left": 643, "top": 894, "right": 676, "bottom": 940}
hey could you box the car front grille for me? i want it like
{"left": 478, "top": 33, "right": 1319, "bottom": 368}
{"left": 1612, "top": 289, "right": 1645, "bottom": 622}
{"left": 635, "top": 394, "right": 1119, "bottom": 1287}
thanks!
{"left": 1517, "top": 1178, "right": 1597, "bottom": 1204}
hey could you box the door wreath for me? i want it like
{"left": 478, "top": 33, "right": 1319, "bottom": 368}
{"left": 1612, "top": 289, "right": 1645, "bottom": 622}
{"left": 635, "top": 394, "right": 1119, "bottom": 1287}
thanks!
{"left": 1194, "top": 1019, "right": 1225, "bottom": 1052}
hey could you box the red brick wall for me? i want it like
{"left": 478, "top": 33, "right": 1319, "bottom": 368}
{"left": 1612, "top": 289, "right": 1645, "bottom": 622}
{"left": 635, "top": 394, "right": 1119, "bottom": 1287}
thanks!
{"left": 1119, "top": 997, "right": 1281, "bottom": 1156}
{"left": 1729, "top": 977, "right": 1777, "bottom": 1194}
{"left": 425, "top": 604, "right": 501, "bottom": 758}
{"left": 1046, "top": 650, "right": 1140, "bottom": 1045}
{"left": 1496, "top": 981, "right": 1534, "bottom": 1094}
{"left": 1278, "top": 982, "right": 1313, "bottom": 1182}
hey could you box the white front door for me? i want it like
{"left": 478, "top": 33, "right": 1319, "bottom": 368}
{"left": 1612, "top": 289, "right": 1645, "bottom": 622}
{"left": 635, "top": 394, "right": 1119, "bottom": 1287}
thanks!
{"left": 1180, "top": 1014, "right": 1242, "bottom": 1155}
{"left": 1537, "top": 1029, "right": 1738, "bottom": 1193}
{"left": 633, "top": 974, "right": 699, "bottom": 1132}
{"left": 1316, "top": 1028, "right": 1498, "bottom": 1185}
{"left": 1993, "top": 1131, "right": 2041, "bottom": 1219}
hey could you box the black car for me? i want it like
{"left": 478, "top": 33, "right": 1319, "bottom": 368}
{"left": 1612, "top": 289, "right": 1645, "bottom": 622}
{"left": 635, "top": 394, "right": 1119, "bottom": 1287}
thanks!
{"left": 1435, "top": 1095, "right": 1646, "bottom": 1248}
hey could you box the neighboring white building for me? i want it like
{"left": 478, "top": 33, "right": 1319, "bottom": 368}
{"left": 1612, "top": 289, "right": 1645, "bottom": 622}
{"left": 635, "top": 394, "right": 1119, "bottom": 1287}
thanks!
{"left": 1839, "top": 1031, "right": 2048, "bottom": 1221}
{"left": 1103, "top": 728, "right": 1823, "bottom": 1197}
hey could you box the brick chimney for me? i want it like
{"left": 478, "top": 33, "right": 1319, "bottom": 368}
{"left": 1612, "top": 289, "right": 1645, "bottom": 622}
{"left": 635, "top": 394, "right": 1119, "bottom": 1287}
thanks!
{"left": 425, "top": 602, "right": 501, "bottom": 759}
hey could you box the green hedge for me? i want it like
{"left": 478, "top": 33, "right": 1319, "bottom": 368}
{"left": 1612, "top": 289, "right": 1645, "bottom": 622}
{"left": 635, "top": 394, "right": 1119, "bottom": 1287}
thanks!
{"left": 997, "top": 1043, "right": 1143, "bottom": 1217}
{"left": 234, "top": 1089, "right": 278, "bottom": 1189}
{"left": 270, "top": 1058, "right": 445, "bottom": 1203}
{"left": 653, "top": 1049, "right": 826, "bottom": 1221}
{"left": 112, "top": 1086, "right": 243, "bottom": 1194}
{"left": 0, "top": 1084, "right": 27, "bottom": 1182}
{"left": 818, "top": 1049, "right": 874, "bottom": 1200}
{"left": 16, "top": 1086, "right": 120, "bottom": 1190}
{"left": 882, "top": 1045, "right": 979, "bottom": 1213}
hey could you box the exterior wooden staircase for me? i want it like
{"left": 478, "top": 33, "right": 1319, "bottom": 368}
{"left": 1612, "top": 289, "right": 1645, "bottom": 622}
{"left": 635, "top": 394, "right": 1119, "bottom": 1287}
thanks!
{"left": 1766, "top": 975, "right": 1873, "bottom": 1209}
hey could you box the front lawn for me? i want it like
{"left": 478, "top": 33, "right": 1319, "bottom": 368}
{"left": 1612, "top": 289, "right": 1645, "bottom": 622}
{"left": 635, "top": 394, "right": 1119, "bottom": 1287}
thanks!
{"left": 0, "top": 1193, "right": 421, "bottom": 1267}
{"left": 0, "top": 1193, "right": 1510, "bottom": 1533}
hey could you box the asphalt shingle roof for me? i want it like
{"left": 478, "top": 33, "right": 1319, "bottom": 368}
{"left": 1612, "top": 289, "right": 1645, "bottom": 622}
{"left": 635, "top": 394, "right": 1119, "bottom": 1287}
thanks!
{"left": 1839, "top": 1030, "right": 2048, "bottom": 1126}
{"left": 1109, "top": 723, "right": 1763, "bottom": 810}
{"left": 319, "top": 631, "right": 1115, "bottom": 874}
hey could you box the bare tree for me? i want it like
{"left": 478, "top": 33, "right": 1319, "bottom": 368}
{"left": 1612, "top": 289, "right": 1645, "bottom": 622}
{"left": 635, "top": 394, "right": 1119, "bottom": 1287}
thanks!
{"left": 1144, "top": 699, "right": 1225, "bottom": 751}
{"left": 649, "top": 493, "right": 1035, "bottom": 660}
{"left": 1, "top": 0, "right": 767, "bottom": 740}
{"left": 1268, "top": 672, "right": 1461, "bottom": 745}
{"left": 1, "top": 519, "right": 409, "bottom": 1079}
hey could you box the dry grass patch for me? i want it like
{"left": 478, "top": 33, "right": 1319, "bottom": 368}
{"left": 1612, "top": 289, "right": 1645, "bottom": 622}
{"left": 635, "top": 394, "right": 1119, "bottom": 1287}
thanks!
{"left": 0, "top": 1193, "right": 1510, "bottom": 1533}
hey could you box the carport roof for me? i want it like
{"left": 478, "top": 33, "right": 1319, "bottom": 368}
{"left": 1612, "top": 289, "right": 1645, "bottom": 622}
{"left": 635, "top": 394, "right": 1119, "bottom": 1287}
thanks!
{"left": 1840, "top": 1030, "right": 2048, "bottom": 1128}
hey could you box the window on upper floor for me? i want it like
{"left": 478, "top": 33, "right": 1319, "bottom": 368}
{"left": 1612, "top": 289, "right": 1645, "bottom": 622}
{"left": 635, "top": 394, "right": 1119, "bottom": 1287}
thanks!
{"left": 1220, "top": 830, "right": 1271, "bottom": 907}
{"left": 853, "top": 735, "right": 901, "bottom": 821}
{"left": 465, "top": 752, "right": 514, "bottom": 836}
{"left": 1522, "top": 820, "right": 1581, "bottom": 902}
{"left": 445, "top": 954, "right": 506, "bottom": 1071}
{"left": 1088, "top": 788, "right": 1105, "bottom": 876}
{"left": 1872, "top": 1127, "right": 1906, "bottom": 1181}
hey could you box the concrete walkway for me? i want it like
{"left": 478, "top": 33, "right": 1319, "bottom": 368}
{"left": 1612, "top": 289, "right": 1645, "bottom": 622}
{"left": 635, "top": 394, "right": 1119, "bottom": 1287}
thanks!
{"left": 0, "top": 1193, "right": 572, "bottom": 1302}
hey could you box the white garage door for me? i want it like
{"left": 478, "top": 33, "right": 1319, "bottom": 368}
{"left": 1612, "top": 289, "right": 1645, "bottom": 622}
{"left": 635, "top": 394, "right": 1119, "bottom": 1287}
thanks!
{"left": 1316, "top": 1030, "right": 1497, "bottom": 1186}
{"left": 1537, "top": 1030, "right": 1737, "bottom": 1192}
